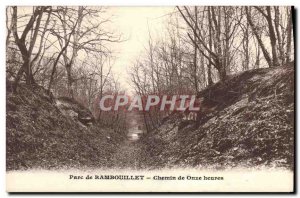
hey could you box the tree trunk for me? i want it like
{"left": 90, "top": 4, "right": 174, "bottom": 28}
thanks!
{"left": 266, "top": 7, "right": 279, "bottom": 67}
{"left": 207, "top": 63, "right": 213, "bottom": 86}
{"left": 193, "top": 6, "right": 199, "bottom": 92}
{"left": 286, "top": 7, "right": 293, "bottom": 64}
{"left": 66, "top": 65, "right": 73, "bottom": 98}
{"left": 246, "top": 7, "right": 272, "bottom": 67}
{"left": 274, "top": 7, "right": 284, "bottom": 65}
{"left": 243, "top": 12, "right": 250, "bottom": 70}
{"left": 207, "top": 6, "right": 213, "bottom": 86}
{"left": 218, "top": 64, "right": 227, "bottom": 81}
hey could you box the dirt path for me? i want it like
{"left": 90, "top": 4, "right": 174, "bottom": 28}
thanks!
{"left": 109, "top": 110, "right": 148, "bottom": 169}
{"left": 110, "top": 139, "right": 144, "bottom": 169}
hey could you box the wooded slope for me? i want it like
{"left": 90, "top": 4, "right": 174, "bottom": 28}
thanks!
{"left": 140, "top": 65, "right": 294, "bottom": 169}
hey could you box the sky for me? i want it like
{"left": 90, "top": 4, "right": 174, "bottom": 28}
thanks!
{"left": 107, "top": 7, "right": 175, "bottom": 92}
{"left": 9, "top": 6, "right": 176, "bottom": 93}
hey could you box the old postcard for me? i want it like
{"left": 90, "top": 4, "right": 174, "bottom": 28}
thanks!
{"left": 6, "top": 6, "right": 295, "bottom": 192}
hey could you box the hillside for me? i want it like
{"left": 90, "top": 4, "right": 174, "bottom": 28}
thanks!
{"left": 6, "top": 83, "right": 124, "bottom": 170}
{"left": 6, "top": 65, "right": 295, "bottom": 171}
{"left": 139, "top": 65, "right": 294, "bottom": 169}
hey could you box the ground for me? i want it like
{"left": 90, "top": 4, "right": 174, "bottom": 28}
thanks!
{"left": 110, "top": 139, "right": 144, "bottom": 169}
{"left": 6, "top": 65, "right": 294, "bottom": 170}
{"left": 6, "top": 82, "right": 124, "bottom": 170}
{"left": 138, "top": 65, "right": 294, "bottom": 169}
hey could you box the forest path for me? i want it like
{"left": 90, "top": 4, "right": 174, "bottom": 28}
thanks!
{"left": 109, "top": 110, "right": 148, "bottom": 169}
{"left": 110, "top": 138, "right": 144, "bottom": 169}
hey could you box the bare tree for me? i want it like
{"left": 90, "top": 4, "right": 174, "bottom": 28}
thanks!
{"left": 53, "top": 6, "right": 121, "bottom": 97}
{"left": 177, "top": 6, "right": 241, "bottom": 81}
{"left": 11, "top": 6, "right": 51, "bottom": 91}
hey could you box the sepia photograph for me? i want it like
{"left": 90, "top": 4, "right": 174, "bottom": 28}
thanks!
{"left": 5, "top": 5, "right": 295, "bottom": 192}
